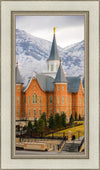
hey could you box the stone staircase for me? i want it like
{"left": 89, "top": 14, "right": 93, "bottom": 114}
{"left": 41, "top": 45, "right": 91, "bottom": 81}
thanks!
{"left": 62, "top": 142, "right": 80, "bottom": 152}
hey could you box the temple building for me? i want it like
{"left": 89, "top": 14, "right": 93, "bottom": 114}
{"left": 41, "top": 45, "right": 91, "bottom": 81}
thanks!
{"left": 16, "top": 28, "right": 84, "bottom": 121}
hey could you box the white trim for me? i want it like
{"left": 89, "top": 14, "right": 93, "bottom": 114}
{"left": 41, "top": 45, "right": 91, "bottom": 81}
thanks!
{"left": 23, "top": 76, "right": 36, "bottom": 92}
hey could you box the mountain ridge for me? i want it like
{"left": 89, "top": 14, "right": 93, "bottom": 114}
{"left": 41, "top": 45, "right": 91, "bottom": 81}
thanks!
{"left": 16, "top": 29, "right": 84, "bottom": 85}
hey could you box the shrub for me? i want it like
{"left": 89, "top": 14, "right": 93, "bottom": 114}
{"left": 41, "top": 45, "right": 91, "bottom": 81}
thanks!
{"left": 69, "top": 114, "right": 74, "bottom": 124}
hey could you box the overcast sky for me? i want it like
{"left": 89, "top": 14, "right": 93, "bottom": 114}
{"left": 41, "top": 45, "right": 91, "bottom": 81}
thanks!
{"left": 16, "top": 16, "right": 84, "bottom": 48}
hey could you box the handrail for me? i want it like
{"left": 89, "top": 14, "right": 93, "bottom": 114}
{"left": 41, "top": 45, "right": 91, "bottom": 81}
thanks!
{"left": 78, "top": 137, "right": 85, "bottom": 152}
{"left": 58, "top": 136, "right": 66, "bottom": 151}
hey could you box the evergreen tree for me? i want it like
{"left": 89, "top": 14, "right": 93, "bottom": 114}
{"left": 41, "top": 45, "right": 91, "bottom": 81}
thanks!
{"left": 55, "top": 113, "right": 62, "bottom": 129}
{"left": 37, "top": 118, "right": 45, "bottom": 133}
{"left": 69, "top": 114, "right": 74, "bottom": 124}
{"left": 79, "top": 114, "right": 81, "bottom": 121}
{"left": 40, "top": 112, "right": 47, "bottom": 127}
{"left": 33, "top": 118, "right": 38, "bottom": 132}
{"left": 27, "top": 121, "right": 33, "bottom": 137}
{"left": 75, "top": 112, "right": 77, "bottom": 121}
{"left": 48, "top": 114, "right": 55, "bottom": 130}
{"left": 61, "top": 112, "right": 66, "bottom": 127}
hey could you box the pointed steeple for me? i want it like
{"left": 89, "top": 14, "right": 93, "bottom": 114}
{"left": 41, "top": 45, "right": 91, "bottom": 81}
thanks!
{"left": 47, "top": 27, "right": 60, "bottom": 61}
{"left": 54, "top": 59, "right": 67, "bottom": 83}
{"left": 16, "top": 62, "right": 23, "bottom": 84}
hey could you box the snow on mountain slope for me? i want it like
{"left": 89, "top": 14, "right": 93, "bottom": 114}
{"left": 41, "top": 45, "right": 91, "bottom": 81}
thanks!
{"left": 16, "top": 29, "right": 84, "bottom": 85}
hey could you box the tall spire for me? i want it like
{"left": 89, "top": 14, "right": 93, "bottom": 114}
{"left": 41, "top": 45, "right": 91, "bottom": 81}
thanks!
{"left": 47, "top": 27, "right": 60, "bottom": 61}
{"left": 54, "top": 60, "right": 66, "bottom": 83}
{"left": 16, "top": 62, "right": 23, "bottom": 84}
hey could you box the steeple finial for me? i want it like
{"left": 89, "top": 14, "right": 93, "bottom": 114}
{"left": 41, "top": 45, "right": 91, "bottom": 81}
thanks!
{"left": 53, "top": 27, "right": 56, "bottom": 35}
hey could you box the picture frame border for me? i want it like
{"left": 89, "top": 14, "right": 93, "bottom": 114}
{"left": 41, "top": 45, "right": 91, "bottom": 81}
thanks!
{"left": 0, "top": 0, "right": 100, "bottom": 169}
{"left": 11, "top": 10, "right": 89, "bottom": 159}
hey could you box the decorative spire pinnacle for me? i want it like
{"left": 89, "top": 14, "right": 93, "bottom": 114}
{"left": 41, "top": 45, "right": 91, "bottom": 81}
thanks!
{"left": 54, "top": 61, "right": 67, "bottom": 83}
{"left": 47, "top": 28, "right": 60, "bottom": 61}
{"left": 53, "top": 27, "right": 56, "bottom": 35}
{"left": 16, "top": 62, "right": 23, "bottom": 84}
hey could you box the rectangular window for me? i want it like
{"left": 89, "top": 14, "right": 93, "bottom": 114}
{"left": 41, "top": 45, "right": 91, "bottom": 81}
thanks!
{"left": 28, "top": 108, "right": 30, "bottom": 116}
{"left": 39, "top": 96, "right": 41, "bottom": 104}
{"left": 62, "top": 96, "right": 64, "bottom": 104}
{"left": 57, "top": 108, "right": 59, "bottom": 113}
{"left": 80, "top": 96, "right": 81, "bottom": 104}
{"left": 57, "top": 85, "right": 60, "bottom": 91}
{"left": 17, "top": 108, "right": 19, "bottom": 115}
{"left": 28, "top": 96, "right": 30, "bottom": 104}
{"left": 17, "top": 96, "right": 19, "bottom": 104}
{"left": 17, "top": 86, "right": 20, "bottom": 91}
{"left": 33, "top": 109, "right": 36, "bottom": 116}
{"left": 61, "top": 111, "right": 64, "bottom": 114}
{"left": 50, "top": 108, "right": 52, "bottom": 114}
{"left": 67, "top": 96, "right": 69, "bottom": 104}
{"left": 51, "top": 65, "right": 54, "bottom": 71}
{"left": 57, "top": 96, "right": 60, "bottom": 104}
{"left": 50, "top": 96, "right": 53, "bottom": 103}
{"left": 62, "top": 86, "right": 64, "bottom": 90}
{"left": 39, "top": 109, "right": 41, "bottom": 116}
{"left": 24, "top": 97, "right": 26, "bottom": 104}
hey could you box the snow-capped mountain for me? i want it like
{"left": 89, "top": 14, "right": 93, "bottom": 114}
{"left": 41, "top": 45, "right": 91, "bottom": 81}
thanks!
{"left": 16, "top": 29, "right": 84, "bottom": 85}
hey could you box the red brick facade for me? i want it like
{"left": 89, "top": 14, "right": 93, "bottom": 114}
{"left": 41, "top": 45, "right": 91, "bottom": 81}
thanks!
{"left": 16, "top": 78, "right": 84, "bottom": 121}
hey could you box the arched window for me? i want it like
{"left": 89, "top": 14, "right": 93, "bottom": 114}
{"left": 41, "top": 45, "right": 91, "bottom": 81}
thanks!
{"left": 57, "top": 108, "right": 59, "bottom": 114}
{"left": 39, "top": 108, "right": 41, "bottom": 116}
{"left": 57, "top": 96, "right": 60, "bottom": 104}
{"left": 33, "top": 108, "right": 36, "bottom": 116}
{"left": 28, "top": 108, "right": 30, "bottom": 116}
{"left": 57, "top": 85, "right": 60, "bottom": 91}
{"left": 50, "top": 96, "right": 53, "bottom": 103}
{"left": 67, "top": 96, "right": 69, "bottom": 104}
{"left": 28, "top": 96, "right": 30, "bottom": 104}
{"left": 17, "top": 108, "right": 19, "bottom": 115}
{"left": 62, "top": 86, "right": 64, "bottom": 90}
{"left": 17, "top": 96, "right": 19, "bottom": 104}
{"left": 24, "top": 97, "right": 26, "bottom": 104}
{"left": 62, "top": 96, "right": 64, "bottom": 104}
{"left": 39, "top": 96, "right": 41, "bottom": 104}
{"left": 32, "top": 93, "right": 37, "bottom": 103}
{"left": 17, "top": 86, "right": 20, "bottom": 91}
{"left": 50, "top": 108, "right": 52, "bottom": 114}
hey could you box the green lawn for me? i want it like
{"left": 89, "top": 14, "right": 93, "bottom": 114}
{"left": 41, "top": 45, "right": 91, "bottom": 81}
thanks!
{"left": 47, "top": 123, "right": 84, "bottom": 139}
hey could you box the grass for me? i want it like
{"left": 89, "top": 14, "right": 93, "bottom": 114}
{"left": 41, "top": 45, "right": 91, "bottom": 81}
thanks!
{"left": 47, "top": 123, "right": 84, "bottom": 139}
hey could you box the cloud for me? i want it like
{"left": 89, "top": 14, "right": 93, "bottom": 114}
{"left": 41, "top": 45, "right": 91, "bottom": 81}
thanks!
{"left": 16, "top": 16, "right": 84, "bottom": 47}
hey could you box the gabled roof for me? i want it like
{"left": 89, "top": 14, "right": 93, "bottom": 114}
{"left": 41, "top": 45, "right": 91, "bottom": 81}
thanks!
{"left": 16, "top": 65, "right": 23, "bottom": 84}
{"left": 66, "top": 77, "right": 81, "bottom": 93}
{"left": 22, "top": 73, "right": 54, "bottom": 92}
{"left": 22, "top": 73, "right": 84, "bottom": 93}
{"left": 47, "top": 34, "right": 60, "bottom": 61}
{"left": 54, "top": 62, "right": 67, "bottom": 83}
